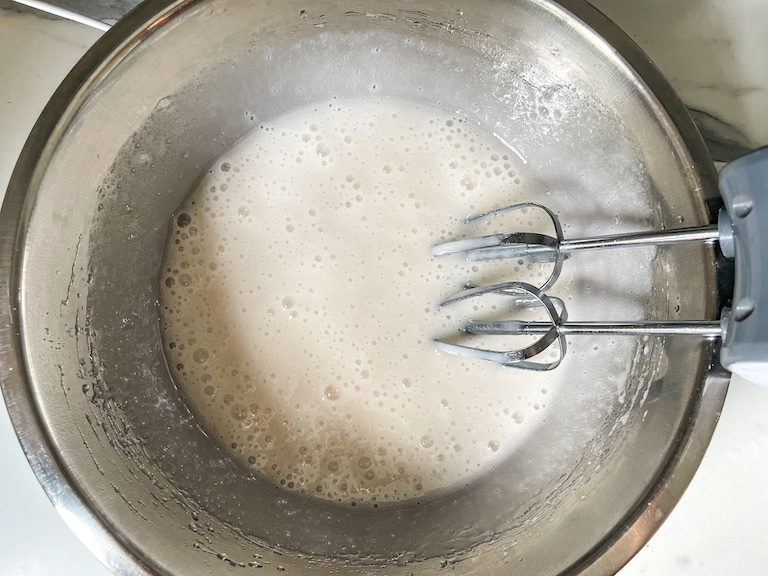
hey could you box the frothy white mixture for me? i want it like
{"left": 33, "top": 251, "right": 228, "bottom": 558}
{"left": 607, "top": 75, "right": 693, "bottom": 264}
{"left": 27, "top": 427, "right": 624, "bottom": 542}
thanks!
{"left": 159, "top": 98, "right": 648, "bottom": 507}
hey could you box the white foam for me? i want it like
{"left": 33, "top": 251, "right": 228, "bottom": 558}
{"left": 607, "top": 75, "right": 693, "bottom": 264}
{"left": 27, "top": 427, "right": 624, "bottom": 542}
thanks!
{"left": 158, "top": 98, "right": 650, "bottom": 506}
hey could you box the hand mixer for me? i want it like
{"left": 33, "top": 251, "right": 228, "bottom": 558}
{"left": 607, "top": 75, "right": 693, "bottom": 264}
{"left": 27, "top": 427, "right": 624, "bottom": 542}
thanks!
{"left": 432, "top": 147, "right": 768, "bottom": 385}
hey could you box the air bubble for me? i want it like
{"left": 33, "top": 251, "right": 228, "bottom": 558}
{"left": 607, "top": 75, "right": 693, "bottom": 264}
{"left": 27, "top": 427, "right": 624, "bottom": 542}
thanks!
{"left": 193, "top": 348, "right": 210, "bottom": 364}
{"left": 231, "top": 404, "right": 247, "bottom": 420}
{"left": 459, "top": 174, "right": 477, "bottom": 191}
{"left": 316, "top": 143, "right": 331, "bottom": 158}
{"left": 358, "top": 456, "right": 372, "bottom": 469}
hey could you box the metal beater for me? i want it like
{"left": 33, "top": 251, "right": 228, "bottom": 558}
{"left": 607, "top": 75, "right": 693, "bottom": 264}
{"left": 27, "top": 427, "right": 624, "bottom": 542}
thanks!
{"left": 432, "top": 148, "right": 768, "bottom": 382}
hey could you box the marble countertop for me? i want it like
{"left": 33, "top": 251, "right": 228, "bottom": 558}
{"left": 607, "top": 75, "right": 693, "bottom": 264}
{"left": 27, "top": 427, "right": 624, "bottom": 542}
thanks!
{"left": 591, "top": 0, "right": 768, "bottom": 162}
{"left": 1, "top": 4, "right": 767, "bottom": 576}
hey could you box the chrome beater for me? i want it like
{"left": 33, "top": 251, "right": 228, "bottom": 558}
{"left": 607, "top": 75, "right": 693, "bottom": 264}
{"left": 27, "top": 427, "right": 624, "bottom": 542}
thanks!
{"left": 431, "top": 202, "right": 722, "bottom": 292}
{"left": 430, "top": 147, "right": 768, "bottom": 380}
{"left": 434, "top": 281, "right": 724, "bottom": 371}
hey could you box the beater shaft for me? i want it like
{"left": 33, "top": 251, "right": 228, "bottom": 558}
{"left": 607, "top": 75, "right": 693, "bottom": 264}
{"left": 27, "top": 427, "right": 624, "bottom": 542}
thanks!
{"left": 463, "top": 319, "right": 722, "bottom": 337}
{"left": 438, "top": 224, "right": 719, "bottom": 262}
{"left": 559, "top": 225, "right": 719, "bottom": 253}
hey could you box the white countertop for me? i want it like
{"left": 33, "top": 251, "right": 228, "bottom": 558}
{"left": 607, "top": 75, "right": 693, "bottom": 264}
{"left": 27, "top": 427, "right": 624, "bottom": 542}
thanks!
{"left": 1, "top": 7, "right": 767, "bottom": 576}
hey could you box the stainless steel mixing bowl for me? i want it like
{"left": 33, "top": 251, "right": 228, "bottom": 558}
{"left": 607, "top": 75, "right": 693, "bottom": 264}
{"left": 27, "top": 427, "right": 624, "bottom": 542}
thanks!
{"left": 0, "top": 0, "right": 730, "bottom": 574}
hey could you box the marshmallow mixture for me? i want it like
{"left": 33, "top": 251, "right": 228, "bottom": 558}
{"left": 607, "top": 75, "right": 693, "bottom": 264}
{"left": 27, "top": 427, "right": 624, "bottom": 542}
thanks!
{"left": 159, "top": 98, "right": 649, "bottom": 506}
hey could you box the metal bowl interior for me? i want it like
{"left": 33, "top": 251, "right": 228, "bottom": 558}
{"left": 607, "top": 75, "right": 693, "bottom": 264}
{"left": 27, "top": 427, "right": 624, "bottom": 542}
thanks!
{"left": 0, "top": 0, "right": 728, "bottom": 575}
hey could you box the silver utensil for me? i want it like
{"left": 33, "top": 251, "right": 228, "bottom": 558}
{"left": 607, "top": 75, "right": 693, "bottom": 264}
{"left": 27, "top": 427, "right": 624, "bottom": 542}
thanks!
{"left": 431, "top": 202, "right": 722, "bottom": 292}
{"left": 434, "top": 147, "right": 768, "bottom": 382}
